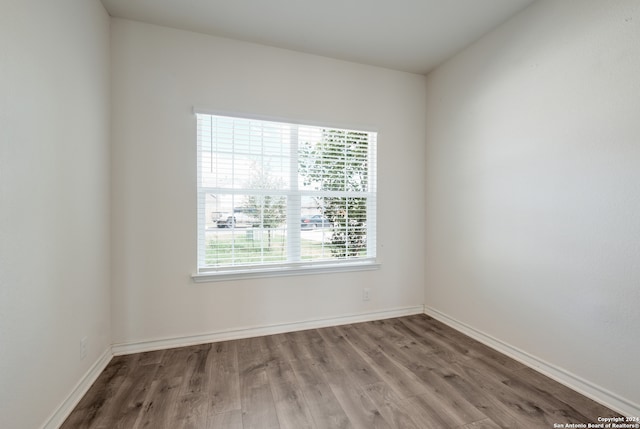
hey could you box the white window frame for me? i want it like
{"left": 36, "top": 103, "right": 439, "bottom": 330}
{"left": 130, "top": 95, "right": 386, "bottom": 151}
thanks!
{"left": 192, "top": 111, "right": 380, "bottom": 282}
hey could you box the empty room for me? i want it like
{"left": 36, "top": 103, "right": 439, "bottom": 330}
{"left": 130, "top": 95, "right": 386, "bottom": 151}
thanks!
{"left": 1, "top": 0, "right": 639, "bottom": 428}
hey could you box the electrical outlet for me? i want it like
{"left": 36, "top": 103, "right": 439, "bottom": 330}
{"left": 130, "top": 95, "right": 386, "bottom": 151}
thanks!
{"left": 363, "top": 288, "right": 371, "bottom": 301}
{"left": 80, "top": 337, "right": 88, "bottom": 360}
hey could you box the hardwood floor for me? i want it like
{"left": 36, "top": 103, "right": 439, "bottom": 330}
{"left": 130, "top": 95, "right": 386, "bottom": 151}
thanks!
{"left": 61, "top": 315, "right": 620, "bottom": 428}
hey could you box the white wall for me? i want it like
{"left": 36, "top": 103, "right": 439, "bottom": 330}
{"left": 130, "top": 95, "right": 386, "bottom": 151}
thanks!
{"left": 110, "top": 19, "right": 426, "bottom": 346}
{"left": 425, "top": 0, "right": 640, "bottom": 414}
{"left": 0, "top": 1, "right": 111, "bottom": 428}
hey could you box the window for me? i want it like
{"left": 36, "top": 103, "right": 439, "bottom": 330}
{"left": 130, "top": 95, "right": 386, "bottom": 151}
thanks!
{"left": 195, "top": 113, "right": 377, "bottom": 279}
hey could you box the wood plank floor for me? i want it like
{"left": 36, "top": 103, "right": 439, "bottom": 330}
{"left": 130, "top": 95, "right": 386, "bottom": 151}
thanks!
{"left": 61, "top": 315, "right": 621, "bottom": 428}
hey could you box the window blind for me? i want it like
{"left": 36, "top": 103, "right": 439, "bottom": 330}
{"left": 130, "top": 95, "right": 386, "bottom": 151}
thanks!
{"left": 196, "top": 113, "right": 377, "bottom": 273}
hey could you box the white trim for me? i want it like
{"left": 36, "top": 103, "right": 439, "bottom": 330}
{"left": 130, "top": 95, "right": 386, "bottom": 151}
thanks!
{"left": 112, "top": 305, "right": 423, "bottom": 356}
{"left": 41, "top": 348, "right": 113, "bottom": 429}
{"left": 192, "top": 260, "right": 381, "bottom": 283}
{"left": 423, "top": 305, "right": 640, "bottom": 417}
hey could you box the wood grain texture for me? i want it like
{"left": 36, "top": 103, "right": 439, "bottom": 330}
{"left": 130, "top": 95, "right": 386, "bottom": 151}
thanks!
{"left": 61, "top": 314, "right": 621, "bottom": 428}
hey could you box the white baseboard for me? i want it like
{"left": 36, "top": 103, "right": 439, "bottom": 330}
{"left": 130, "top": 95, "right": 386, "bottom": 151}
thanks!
{"left": 41, "top": 348, "right": 113, "bottom": 429}
{"left": 423, "top": 305, "right": 640, "bottom": 417}
{"left": 112, "top": 305, "right": 424, "bottom": 356}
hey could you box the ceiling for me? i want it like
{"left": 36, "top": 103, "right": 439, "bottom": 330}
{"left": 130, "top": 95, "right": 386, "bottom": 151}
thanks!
{"left": 100, "top": 0, "right": 536, "bottom": 75}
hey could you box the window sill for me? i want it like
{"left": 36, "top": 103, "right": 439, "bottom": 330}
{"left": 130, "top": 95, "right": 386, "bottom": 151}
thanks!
{"left": 192, "top": 260, "right": 381, "bottom": 283}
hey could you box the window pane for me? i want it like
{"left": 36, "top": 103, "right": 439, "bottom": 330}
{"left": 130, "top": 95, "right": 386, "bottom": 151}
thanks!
{"left": 298, "top": 129, "right": 369, "bottom": 192}
{"left": 204, "top": 194, "right": 288, "bottom": 266}
{"left": 324, "top": 197, "right": 368, "bottom": 259}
